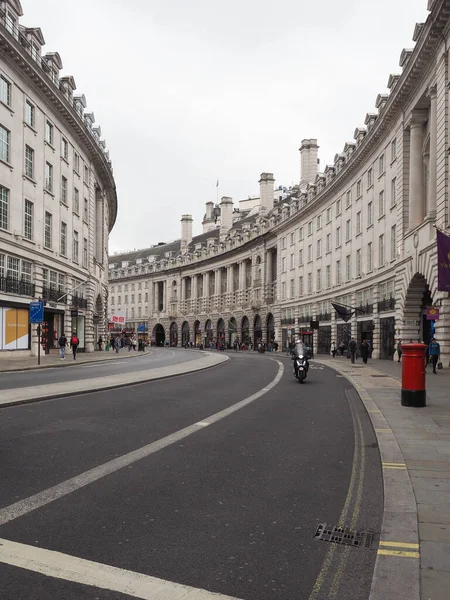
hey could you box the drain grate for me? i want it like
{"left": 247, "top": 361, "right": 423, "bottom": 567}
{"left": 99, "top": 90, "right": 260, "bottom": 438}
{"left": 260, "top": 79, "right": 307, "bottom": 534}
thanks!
{"left": 371, "top": 375, "right": 388, "bottom": 378}
{"left": 314, "top": 523, "right": 374, "bottom": 548}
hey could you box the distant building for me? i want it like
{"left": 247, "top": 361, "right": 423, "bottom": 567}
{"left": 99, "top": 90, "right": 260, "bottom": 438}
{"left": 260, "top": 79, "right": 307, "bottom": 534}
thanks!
{"left": 109, "top": 1, "right": 449, "bottom": 365}
{"left": 0, "top": 1, "right": 117, "bottom": 357}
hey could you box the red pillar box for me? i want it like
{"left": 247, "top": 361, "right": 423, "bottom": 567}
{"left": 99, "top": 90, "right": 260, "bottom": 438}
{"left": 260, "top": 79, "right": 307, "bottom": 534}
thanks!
{"left": 401, "top": 343, "right": 427, "bottom": 407}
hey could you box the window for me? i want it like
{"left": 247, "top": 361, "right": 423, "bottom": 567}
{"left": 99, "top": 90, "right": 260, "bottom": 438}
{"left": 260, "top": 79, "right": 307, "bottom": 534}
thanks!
{"left": 326, "top": 233, "right": 331, "bottom": 253}
{"left": 61, "top": 176, "right": 67, "bottom": 204}
{"left": 367, "top": 242, "right": 373, "bottom": 272}
{"left": 317, "top": 239, "right": 322, "bottom": 258}
{"left": 336, "top": 260, "right": 341, "bottom": 285}
{"left": 282, "top": 257, "right": 286, "bottom": 272}
{"left": 356, "top": 249, "right": 361, "bottom": 277}
{"left": 44, "top": 212, "right": 52, "bottom": 249}
{"left": 111, "top": 298, "right": 115, "bottom": 306}
{"left": 299, "top": 227, "right": 304, "bottom": 241}
{"left": 74, "top": 152, "right": 80, "bottom": 173}
{"left": 308, "top": 244, "right": 313, "bottom": 262}
{"left": 138, "top": 293, "right": 142, "bottom": 303}
{"left": 346, "top": 219, "right": 351, "bottom": 242}
{"left": 73, "top": 187, "right": 80, "bottom": 214}
{"left": 6, "top": 256, "right": 19, "bottom": 279}
{"left": 299, "top": 276, "right": 304, "bottom": 296}
{"left": 84, "top": 164, "right": 89, "bottom": 184}
{"left": 391, "top": 225, "right": 396, "bottom": 261}
{"left": 368, "top": 168, "right": 373, "bottom": 187}
{"left": 307, "top": 272, "right": 312, "bottom": 294}
{"left": 25, "top": 100, "right": 35, "bottom": 127}
{"left": 379, "top": 234, "right": 385, "bottom": 267}
{"left": 0, "top": 76, "right": 11, "bottom": 106}
{"left": 298, "top": 249, "right": 303, "bottom": 266}
{"left": 379, "top": 190, "right": 385, "bottom": 218}
{"left": 290, "top": 232, "right": 295, "bottom": 245}
{"left": 0, "top": 186, "right": 9, "bottom": 229}
{"left": 317, "top": 214, "right": 322, "bottom": 230}
{"left": 326, "top": 265, "right": 331, "bottom": 288}
{"left": 316, "top": 269, "right": 322, "bottom": 292}
{"left": 23, "top": 144, "right": 35, "bottom": 178}
{"left": 83, "top": 237, "right": 88, "bottom": 267}
{"left": 60, "top": 222, "right": 67, "bottom": 256}
{"left": 290, "top": 253, "right": 295, "bottom": 269}
{"left": 138, "top": 283, "right": 142, "bottom": 290}
{"left": 45, "top": 121, "right": 54, "bottom": 145}
{"left": 58, "top": 273, "right": 65, "bottom": 293}
{"left": 379, "top": 154, "right": 384, "bottom": 175}
{"left": 73, "top": 231, "right": 79, "bottom": 262}
{"left": 131, "top": 294, "right": 135, "bottom": 303}
{"left": 118, "top": 296, "right": 121, "bottom": 304}
{"left": 24, "top": 200, "right": 33, "bottom": 240}
{"left": 367, "top": 202, "right": 373, "bottom": 227}
{"left": 145, "top": 292, "right": 149, "bottom": 302}
{"left": 356, "top": 211, "right": 361, "bottom": 235}
{"left": 5, "top": 12, "right": 15, "bottom": 35}
{"left": 336, "top": 227, "right": 341, "bottom": 248}
{"left": 21, "top": 260, "right": 32, "bottom": 282}
{"left": 290, "top": 279, "right": 295, "bottom": 298}
{"left": 281, "top": 281, "right": 286, "bottom": 300}
{"left": 326, "top": 207, "right": 332, "bottom": 223}
{"left": 0, "top": 125, "right": 10, "bottom": 162}
{"left": 336, "top": 199, "right": 342, "bottom": 216}
{"left": 308, "top": 221, "right": 313, "bottom": 236}
{"left": 346, "top": 255, "right": 351, "bottom": 281}
{"left": 45, "top": 162, "right": 53, "bottom": 192}
{"left": 356, "top": 180, "right": 361, "bottom": 198}
{"left": 391, "top": 178, "right": 397, "bottom": 207}
{"left": 62, "top": 138, "right": 68, "bottom": 160}
{"left": 84, "top": 198, "right": 88, "bottom": 222}
{"left": 391, "top": 138, "right": 397, "bottom": 160}
{"left": 281, "top": 237, "right": 286, "bottom": 249}
{"left": 346, "top": 190, "right": 352, "bottom": 208}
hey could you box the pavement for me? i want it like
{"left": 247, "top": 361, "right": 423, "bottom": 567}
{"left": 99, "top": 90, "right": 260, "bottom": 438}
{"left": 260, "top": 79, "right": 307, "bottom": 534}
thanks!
{"left": 314, "top": 354, "right": 450, "bottom": 600}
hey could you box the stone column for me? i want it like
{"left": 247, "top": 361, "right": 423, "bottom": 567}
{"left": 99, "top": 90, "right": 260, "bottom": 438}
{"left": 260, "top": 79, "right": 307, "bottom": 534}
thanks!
{"left": 154, "top": 282, "right": 159, "bottom": 314}
{"left": 427, "top": 85, "right": 437, "bottom": 218}
{"left": 239, "top": 262, "right": 246, "bottom": 290}
{"left": 372, "top": 287, "right": 380, "bottom": 360}
{"left": 408, "top": 112, "right": 426, "bottom": 229}
{"left": 266, "top": 251, "right": 272, "bottom": 303}
{"left": 181, "top": 277, "right": 186, "bottom": 301}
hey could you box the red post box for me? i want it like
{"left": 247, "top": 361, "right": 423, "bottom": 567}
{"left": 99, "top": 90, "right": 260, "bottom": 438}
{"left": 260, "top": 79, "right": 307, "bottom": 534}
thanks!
{"left": 401, "top": 343, "right": 427, "bottom": 407}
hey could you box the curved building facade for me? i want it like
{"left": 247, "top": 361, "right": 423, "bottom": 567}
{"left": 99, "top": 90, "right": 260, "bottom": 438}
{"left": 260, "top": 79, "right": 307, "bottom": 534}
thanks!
{"left": 109, "top": 0, "right": 450, "bottom": 367}
{"left": 0, "top": 0, "right": 117, "bottom": 356}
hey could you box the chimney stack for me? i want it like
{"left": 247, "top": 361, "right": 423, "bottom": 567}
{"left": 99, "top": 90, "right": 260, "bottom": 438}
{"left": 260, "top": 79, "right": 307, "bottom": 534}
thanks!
{"left": 202, "top": 201, "right": 216, "bottom": 233}
{"left": 181, "top": 214, "right": 193, "bottom": 255}
{"left": 300, "top": 139, "right": 319, "bottom": 185}
{"left": 259, "top": 172, "right": 275, "bottom": 213}
{"left": 219, "top": 197, "right": 233, "bottom": 239}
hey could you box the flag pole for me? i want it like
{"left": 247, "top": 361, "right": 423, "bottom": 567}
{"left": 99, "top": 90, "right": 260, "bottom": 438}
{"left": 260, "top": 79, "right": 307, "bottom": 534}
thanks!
{"left": 216, "top": 178, "right": 219, "bottom": 205}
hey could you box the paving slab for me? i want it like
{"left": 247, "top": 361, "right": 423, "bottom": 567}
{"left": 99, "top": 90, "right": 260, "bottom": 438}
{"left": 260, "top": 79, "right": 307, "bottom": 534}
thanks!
{"left": 419, "top": 523, "right": 450, "bottom": 543}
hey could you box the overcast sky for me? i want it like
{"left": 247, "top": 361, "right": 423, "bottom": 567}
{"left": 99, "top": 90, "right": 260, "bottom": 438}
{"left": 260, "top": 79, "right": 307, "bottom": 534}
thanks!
{"left": 21, "top": 0, "right": 429, "bottom": 253}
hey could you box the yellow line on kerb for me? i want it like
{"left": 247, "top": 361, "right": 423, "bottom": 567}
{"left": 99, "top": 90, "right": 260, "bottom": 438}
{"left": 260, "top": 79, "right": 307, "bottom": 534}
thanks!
{"left": 375, "top": 429, "right": 392, "bottom": 433}
{"left": 382, "top": 462, "right": 407, "bottom": 469}
{"left": 379, "top": 541, "right": 419, "bottom": 549}
{"left": 378, "top": 549, "right": 420, "bottom": 558}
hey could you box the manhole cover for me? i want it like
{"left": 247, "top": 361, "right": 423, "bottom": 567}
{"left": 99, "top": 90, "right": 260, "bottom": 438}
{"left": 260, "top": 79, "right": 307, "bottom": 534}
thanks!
{"left": 314, "top": 523, "right": 374, "bottom": 548}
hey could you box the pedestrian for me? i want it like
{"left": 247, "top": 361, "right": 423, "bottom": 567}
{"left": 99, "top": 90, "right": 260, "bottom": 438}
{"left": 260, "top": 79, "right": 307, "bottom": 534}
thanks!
{"left": 428, "top": 337, "right": 441, "bottom": 374}
{"left": 348, "top": 337, "right": 357, "bottom": 364}
{"left": 361, "top": 339, "right": 369, "bottom": 364}
{"left": 70, "top": 332, "right": 79, "bottom": 360}
{"left": 396, "top": 339, "right": 402, "bottom": 363}
{"left": 58, "top": 332, "right": 67, "bottom": 359}
{"left": 338, "top": 341, "right": 345, "bottom": 357}
{"left": 132, "top": 336, "right": 137, "bottom": 351}
{"left": 331, "top": 341, "right": 337, "bottom": 358}
{"left": 98, "top": 336, "right": 103, "bottom": 351}
{"left": 116, "top": 336, "right": 120, "bottom": 353}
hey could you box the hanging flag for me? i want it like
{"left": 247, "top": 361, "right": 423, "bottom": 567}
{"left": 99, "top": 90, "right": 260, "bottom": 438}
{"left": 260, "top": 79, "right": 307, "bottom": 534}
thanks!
{"left": 216, "top": 179, "right": 219, "bottom": 188}
{"left": 332, "top": 302, "right": 354, "bottom": 323}
{"left": 437, "top": 229, "right": 450, "bottom": 292}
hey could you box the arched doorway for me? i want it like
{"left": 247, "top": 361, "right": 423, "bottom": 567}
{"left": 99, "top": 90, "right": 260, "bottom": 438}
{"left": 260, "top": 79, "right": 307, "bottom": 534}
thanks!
{"left": 205, "top": 319, "right": 213, "bottom": 347}
{"left": 153, "top": 323, "right": 165, "bottom": 346}
{"left": 402, "top": 273, "right": 435, "bottom": 348}
{"left": 266, "top": 313, "right": 275, "bottom": 347}
{"left": 228, "top": 317, "right": 237, "bottom": 347}
{"left": 241, "top": 316, "right": 250, "bottom": 347}
{"left": 170, "top": 321, "right": 178, "bottom": 347}
{"left": 254, "top": 314, "right": 262, "bottom": 346}
{"left": 194, "top": 320, "right": 202, "bottom": 347}
{"left": 182, "top": 321, "right": 190, "bottom": 347}
{"left": 217, "top": 318, "right": 225, "bottom": 347}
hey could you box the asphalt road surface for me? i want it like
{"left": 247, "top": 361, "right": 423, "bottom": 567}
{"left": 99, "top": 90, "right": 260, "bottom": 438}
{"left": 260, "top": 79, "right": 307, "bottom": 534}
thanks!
{"left": 0, "top": 352, "right": 383, "bottom": 600}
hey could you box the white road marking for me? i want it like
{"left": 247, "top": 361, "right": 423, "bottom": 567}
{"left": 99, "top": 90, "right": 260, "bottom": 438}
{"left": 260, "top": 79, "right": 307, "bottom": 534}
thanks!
{"left": 0, "top": 361, "right": 284, "bottom": 526}
{"left": 0, "top": 537, "right": 243, "bottom": 599}
{"left": 196, "top": 422, "right": 210, "bottom": 427}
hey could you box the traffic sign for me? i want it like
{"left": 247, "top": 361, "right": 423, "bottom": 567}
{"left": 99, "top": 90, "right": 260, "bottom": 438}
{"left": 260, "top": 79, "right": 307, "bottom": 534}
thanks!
{"left": 29, "top": 301, "right": 44, "bottom": 324}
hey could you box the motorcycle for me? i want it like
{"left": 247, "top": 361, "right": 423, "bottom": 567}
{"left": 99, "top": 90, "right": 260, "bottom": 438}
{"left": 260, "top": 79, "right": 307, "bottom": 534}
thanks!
{"left": 292, "top": 353, "right": 309, "bottom": 383}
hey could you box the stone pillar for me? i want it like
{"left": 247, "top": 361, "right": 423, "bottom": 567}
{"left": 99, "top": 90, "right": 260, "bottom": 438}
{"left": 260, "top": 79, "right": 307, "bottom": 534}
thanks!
{"left": 239, "top": 261, "right": 246, "bottom": 290}
{"left": 181, "top": 277, "right": 186, "bottom": 301}
{"left": 351, "top": 292, "right": 357, "bottom": 340}
{"left": 372, "top": 288, "right": 380, "bottom": 360}
{"left": 163, "top": 281, "right": 167, "bottom": 313}
{"left": 427, "top": 85, "right": 437, "bottom": 218}
{"left": 331, "top": 309, "right": 337, "bottom": 347}
{"left": 266, "top": 251, "right": 272, "bottom": 301}
{"left": 154, "top": 282, "right": 159, "bottom": 314}
{"left": 408, "top": 112, "right": 426, "bottom": 229}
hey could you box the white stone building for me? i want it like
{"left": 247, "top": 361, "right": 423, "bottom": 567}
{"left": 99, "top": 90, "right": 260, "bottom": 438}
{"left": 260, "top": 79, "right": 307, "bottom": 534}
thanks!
{"left": 0, "top": 0, "right": 117, "bottom": 357}
{"left": 109, "top": 0, "right": 450, "bottom": 366}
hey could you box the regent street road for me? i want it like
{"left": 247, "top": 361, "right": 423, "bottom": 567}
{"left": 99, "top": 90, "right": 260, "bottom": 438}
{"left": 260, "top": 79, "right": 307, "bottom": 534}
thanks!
{"left": 0, "top": 350, "right": 383, "bottom": 600}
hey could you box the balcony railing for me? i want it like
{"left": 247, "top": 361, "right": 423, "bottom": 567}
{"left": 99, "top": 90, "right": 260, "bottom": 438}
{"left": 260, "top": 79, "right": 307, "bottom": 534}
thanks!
{"left": 0, "top": 275, "right": 35, "bottom": 297}
{"left": 298, "top": 315, "right": 312, "bottom": 323}
{"left": 317, "top": 312, "right": 331, "bottom": 321}
{"left": 378, "top": 298, "right": 396, "bottom": 312}
{"left": 72, "top": 294, "right": 88, "bottom": 309}
{"left": 42, "top": 286, "right": 64, "bottom": 303}
{"left": 281, "top": 318, "right": 296, "bottom": 325}
{"left": 357, "top": 303, "right": 373, "bottom": 315}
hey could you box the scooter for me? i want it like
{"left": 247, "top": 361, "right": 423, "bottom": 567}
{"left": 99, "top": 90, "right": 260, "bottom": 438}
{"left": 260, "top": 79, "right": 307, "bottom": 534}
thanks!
{"left": 292, "top": 353, "right": 309, "bottom": 383}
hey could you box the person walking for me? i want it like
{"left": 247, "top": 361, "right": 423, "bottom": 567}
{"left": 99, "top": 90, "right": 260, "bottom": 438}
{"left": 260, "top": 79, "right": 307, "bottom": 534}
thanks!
{"left": 58, "top": 333, "right": 67, "bottom": 359}
{"left": 98, "top": 336, "right": 103, "bottom": 351}
{"left": 361, "top": 339, "right": 369, "bottom": 364}
{"left": 348, "top": 337, "right": 357, "bottom": 364}
{"left": 428, "top": 337, "right": 441, "bottom": 374}
{"left": 396, "top": 339, "right": 402, "bottom": 363}
{"left": 338, "top": 341, "right": 345, "bottom": 357}
{"left": 331, "top": 341, "right": 337, "bottom": 358}
{"left": 70, "top": 332, "right": 79, "bottom": 360}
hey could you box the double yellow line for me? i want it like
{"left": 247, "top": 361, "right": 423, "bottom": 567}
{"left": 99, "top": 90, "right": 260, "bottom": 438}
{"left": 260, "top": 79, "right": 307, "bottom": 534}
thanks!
{"left": 378, "top": 541, "right": 419, "bottom": 559}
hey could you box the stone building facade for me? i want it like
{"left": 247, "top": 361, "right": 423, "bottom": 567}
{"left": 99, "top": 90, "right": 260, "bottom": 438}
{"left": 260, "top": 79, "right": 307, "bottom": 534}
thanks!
{"left": 0, "top": 0, "right": 117, "bottom": 357}
{"left": 109, "top": 0, "right": 450, "bottom": 367}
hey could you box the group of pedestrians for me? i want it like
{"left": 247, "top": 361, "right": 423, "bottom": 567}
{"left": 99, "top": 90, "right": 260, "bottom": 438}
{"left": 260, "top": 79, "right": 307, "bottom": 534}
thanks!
{"left": 330, "top": 338, "right": 371, "bottom": 364}
{"left": 57, "top": 332, "right": 79, "bottom": 360}
{"left": 396, "top": 337, "right": 442, "bottom": 374}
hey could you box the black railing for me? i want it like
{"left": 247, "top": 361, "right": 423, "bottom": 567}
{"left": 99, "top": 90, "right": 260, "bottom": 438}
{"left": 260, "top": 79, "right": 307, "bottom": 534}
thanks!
{"left": 357, "top": 304, "right": 373, "bottom": 315}
{"left": 298, "top": 315, "right": 311, "bottom": 323}
{"left": 378, "top": 298, "right": 396, "bottom": 312}
{"left": 72, "top": 294, "right": 88, "bottom": 309}
{"left": 0, "top": 275, "right": 35, "bottom": 297}
{"left": 317, "top": 312, "right": 331, "bottom": 321}
{"left": 42, "top": 286, "right": 62, "bottom": 303}
{"left": 281, "top": 318, "right": 295, "bottom": 325}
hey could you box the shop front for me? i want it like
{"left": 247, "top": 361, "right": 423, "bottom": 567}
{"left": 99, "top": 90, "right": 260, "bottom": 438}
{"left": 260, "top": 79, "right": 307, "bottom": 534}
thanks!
{"left": 357, "top": 320, "right": 374, "bottom": 355}
{"left": 379, "top": 316, "right": 395, "bottom": 360}
{"left": 68, "top": 309, "right": 85, "bottom": 352}
{"left": 194, "top": 320, "right": 202, "bottom": 346}
{"left": 0, "top": 304, "right": 30, "bottom": 351}
{"left": 41, "top": 307, "right": 66, "bottom": 354}
{"left": 337, "top": 322, "right": 351, "bottom": 350}
{"left": 318, "top": 326, "right": 331, "bottom": 355}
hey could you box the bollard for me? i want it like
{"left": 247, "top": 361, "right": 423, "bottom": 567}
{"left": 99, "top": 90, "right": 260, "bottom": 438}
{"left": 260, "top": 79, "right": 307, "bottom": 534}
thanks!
{"left": 400, "top": 343, "right": 427, "bottom": 407}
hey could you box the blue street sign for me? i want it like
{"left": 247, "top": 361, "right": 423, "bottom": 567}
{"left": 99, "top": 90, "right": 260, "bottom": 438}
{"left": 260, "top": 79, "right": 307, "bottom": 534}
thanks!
{"left": 29, "top": 301, "right": 44, "bottom": 324}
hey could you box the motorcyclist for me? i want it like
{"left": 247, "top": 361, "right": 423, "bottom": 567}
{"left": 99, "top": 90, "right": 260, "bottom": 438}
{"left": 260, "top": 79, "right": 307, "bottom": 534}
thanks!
{"left": 292, "top": 339, "right": 309, "bottom": 378}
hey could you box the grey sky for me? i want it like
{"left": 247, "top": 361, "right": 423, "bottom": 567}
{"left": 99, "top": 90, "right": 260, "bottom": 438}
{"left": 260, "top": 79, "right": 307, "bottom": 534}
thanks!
{"left": 21, "top": 0, "right": 429, "bottom": 253}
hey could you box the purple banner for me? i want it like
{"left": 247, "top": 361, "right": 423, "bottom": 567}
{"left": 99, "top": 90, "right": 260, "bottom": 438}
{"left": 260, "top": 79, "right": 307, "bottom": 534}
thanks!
{"left": 437, "top": 229, "right": 450, "bottom": 292}
{"left": 426, "top": 307, "right": 440, "bottom": 321}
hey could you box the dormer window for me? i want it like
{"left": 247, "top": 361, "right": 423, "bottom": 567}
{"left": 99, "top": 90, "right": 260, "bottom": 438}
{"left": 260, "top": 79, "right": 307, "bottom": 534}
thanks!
{"left": 6, "top": 12, "right": 16, "bottom": 35}
{"left": 51, "top": 68, "right": 59, "bottom": 85}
